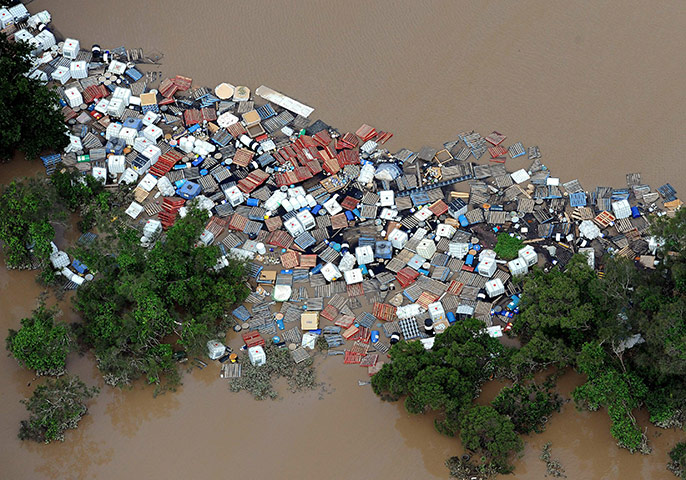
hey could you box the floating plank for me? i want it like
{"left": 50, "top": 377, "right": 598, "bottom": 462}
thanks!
{"left": 255, "top": 85, "right": 314, "bottom": 118}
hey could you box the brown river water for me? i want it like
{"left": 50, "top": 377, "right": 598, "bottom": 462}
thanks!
{"left": 2, "top": 1, "right": 685, "bottom": 478}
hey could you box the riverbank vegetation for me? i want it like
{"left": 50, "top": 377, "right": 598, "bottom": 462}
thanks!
{"left": 0, "top": 33, "right": 68, "bottom": 161}
{"left": 374, "top": 209, "right": 686, "bottom": 476}
{"left": 19, "top": 375, "right": 98, "bottom": 443}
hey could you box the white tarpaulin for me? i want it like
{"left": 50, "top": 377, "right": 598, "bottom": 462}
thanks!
{"left": 255, "top": 85, "right": 314, "bottom": 118}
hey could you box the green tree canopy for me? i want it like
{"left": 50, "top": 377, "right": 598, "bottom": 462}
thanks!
{"left": 72, "top": 207, "right": 249, "bottom": 389}
{"left": 459, "top": 405, "right": 523, "bottom": 473}
{"left": 6, "top": 303, "right": 74, "bottom": 375}
{"left": 19, "top": 375, "right": 98, "bottom": 443}
{"left": 0, "top": 33, "right": 68, "bottom": 161}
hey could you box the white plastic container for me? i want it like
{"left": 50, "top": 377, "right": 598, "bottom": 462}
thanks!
{"left": 64, "top": 87, "right": 83, "bottom": 108}
{"left": 33, "top": 30, "right": 56, "bottom": 52}
{"left": 477, "top": 258, "right": 497, "bottom": 278}
{"left": 107, "top": 155, "right": 126, "bottom": 176}
{"left": 379, "top": 190, "right": 395, "bottom": 207}
{"left": 142, "top": 111, "right": 160, "bottom": 126}
{"left": 518, "top": 246, "right": 538, "bottom": 267}
{"left": 106, "top": 98, "right": 126, "bottom": 118}
{"left": 416, "top": 239, "right": 437, "bottom": 259}
{"left": 343, "top": 268, "right": 363, "bottom": 285}
{"left": 507, "top": 257, "right": 528, "bottom": 277}
{"left": 448, "top": 242, "right": 469, "bottom": 259}
{"left": 296, "top": 209, "right": 316, "bottom": 230}
{"left": 486, "top": 278, "right": 505, "bottom": 298}
{"left": 248, "top": 346, "right": 266, "bottom": 366}
{"left": 51, "top": 65, "right": 71, "bottom": 85}
{"left": 141, "top": 145, "right": 161, "bottom": 165}
{"left": 0, "top": 8, "right": 13, "bottom": 29}
{"left": 118, "top": 127, "right": 138, "bottom": 146}
{"left": 321, "top": 263, "right": 342, "bottom": 282}
{"left": 62, "top": 38, "right": 80, "bottom": 59}
{"left": 284, "top": 217, "right": 304, "bottom": 237}
{"left": 224, "top": 186, "right": 244, "bottom": 207}
{"left": 355, "top": 245, "right": 374, "bottom": 265}
{"left": 388, "top": 228, "right": 408, "bottom": 249}
{"left": 428, "top": 302, "right": 446, "bottom": 322}
{"left": 207, "top": 340, "right": 226, "bottom": 360}
{"left": 142, "top": 124, "right": 163, "bottom": 143}
{"left": 69, "top": 60, "right": 88, "bottom": 79}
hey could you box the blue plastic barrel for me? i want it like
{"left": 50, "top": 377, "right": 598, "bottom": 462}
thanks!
{"left": 246, "top": 198, "right": 259, "bottom": 207}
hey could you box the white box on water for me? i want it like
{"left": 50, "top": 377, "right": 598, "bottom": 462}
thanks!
{"left": 612, "top": 199, "right": 631, "bottom": 220}
{"left": 34, "top": 30, "right": 56, "bottom": 52}
{"left": 448, "top": 242, "right": 469, "bottom": 259}
{"left": 118, "top": 126, "right": 138, "bottom": 146}
{"left": 112, "top": 87, "right": 132, "bottom": 106}
{"left": 107, "top": 155, "right": 126, "bottom": 175}
{"left": 107, "top": 98, "right": 126, "bottom": 118}
{"left": 106, "top": 123, "right": 122, "bottom": 141}
{"left": 388, "top": 228, "right": 408, "bottom": 249}
{"left": 0, "top": 9, "right": 13, "bottom": 29}
{"left": 142, "top": 124, "right": 163, "bottom": 143}
{"left": 344, "top": 268, "right": 363, "bottom": 285}
{"left": 141, "top": 145, "right": 161, "bottom": 164}
{"left": 486, "top": 278, "right": 505, "bottom": 298}
{"left": 51, "top": 66, "right": 70, "bottom": 84}
{"left": 284, "top": 217, "right": 304, "bottom": 237}
{"left": 94, "top": 98, "right": 110, "bottom": 114}
{"left": 224, "top": 185, "right": 244, "bottom": 207}
{"left": 428, "top": 302, "right": 446, "bottom": 322}
{"left": 321, "top": 263, "right": 342, "bottom": 282}
{"left": 507, "top": 257, "right": 528, "bottom": 277}
{"left": 69, "top": 60, "right": 88, "bottom": 79}
{"left": 206, "top": 340, "right": 225, "bottom": 360}
{"left": 91, "top": 166, "right": 107, "bottom": 183}
{"left": 477, "top": 258, "right": 497, "bottom": 278}
{"left": 518, "top": 246, "right": 538, "bottom": 267}
{"left": 64, "top": 87, "right": 83, "bottom": 108}
{"left": 62, "top": 38, "right": 80, "bottom": 59}
{"left": 248, "top": 346, "right": 266, "bottom": 366}
{"left": 296, "top": 209, "right": 316, "bottom": 230}
{"left": 355, "top": 245, "right": 374, "bottom": 265}
{"left": 142, "top": 111, "right": 160, "bottom": 126}
{"left": 416, "top": 239, "right": 436, "bottom": 259}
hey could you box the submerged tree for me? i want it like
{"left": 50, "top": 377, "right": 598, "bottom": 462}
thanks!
{"left": 19, "top": 375, "right": 98, "bottom": 443}
{"left": 6, "top": 302, "right": 74, "bottom": 376}
{"left": 73, "top": 207, "right": 249, "bottom": 389}
{"left": 0, "top": 178, "right": 60, "bottom": 269}
{"left": 0, "top": 33, "right": 68, "bottom": 161}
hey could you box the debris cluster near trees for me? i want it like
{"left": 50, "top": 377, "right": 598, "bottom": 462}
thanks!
{"left": 5, "top": 4, "right": 682, "bottom": 373}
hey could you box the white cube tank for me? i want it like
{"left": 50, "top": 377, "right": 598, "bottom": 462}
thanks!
{"left": 64, "top": 87, "right": 83, "bottom": 108}
{"left": 69, "top": 60, "right": 88, "bottom": 79}
{"left": 477, "top": 258, "right": 497, "bottom": 278}
{"left": 141, "top": 145, "right": 161, "bottom": 164}
{"left": 355, "top": 245, "right": 374, "bottom": 265}
{"left": 284, "top": 217, "right": 304, "bottom": 237}
{"left": 51, "top": 66, "right": 71, "bottom": 84}
{"left": 448, "top": 242, "right": 469, "bottom": 259}
{"left": 248, "top": 346, "right": 266, "bottom": 366}
{"left": 296, "top": 210, "right": 316, "bottom": 230}
{"left": 91, "top": 166, "right": 107, "bottom": 183}
{"left": 416, "top": 239, "right": 437, "bottom": 259}
{"left": 224, "top": 186, "right": 244, "bottom": 207}
{"left": 485, "top": 278, "right": 505, "bottom": 298}
{"left": 507, "top": 257, "right": 528, "bottom": 277}
{"left": 62, "top": 38, "right": 80, "bottom": 59}
{"left": 107, "top": 155, "right": 126, "bottom": 176}
{"left": 106, "top": 123, "right": 123, "bottom": 141}
{"left": 388, "top": 228, "right": 408, "bottom": 249}
{"left": 0, "top": 9, "right": 13, "bottom": 29}
{"left": 321, "top": 263, "right": 342, "bottom": 282}
{"left": 106, "top": 98, "right": 126, "bottom": 118}
{"left": 344, "top": 268, "right": 363, "bottom": 285}
{"left": 142, "top": 125, "right": 163, "bottom": 143}
{"left": 428, "top": 302, "right": 446, "bottom": 322}
{"left": 118, "top": 126, "right": 138, "bottom": 145}
{"left": 142, "top": 111, "right": 160, "bottom": 126}
{"left": 518, "top": 246, "right": 538, "bottom": 267}
{"left": 34, "top": 30, "right": 56, "bottom": 52}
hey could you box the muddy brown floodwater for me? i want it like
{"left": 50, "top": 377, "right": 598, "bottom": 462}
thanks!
{"left": 2, "top": 1, "right": 685, "bottom": 479}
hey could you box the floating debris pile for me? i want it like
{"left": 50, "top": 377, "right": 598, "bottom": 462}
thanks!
{"left": 5, "top": 5, "right": 682, "bottom": 374}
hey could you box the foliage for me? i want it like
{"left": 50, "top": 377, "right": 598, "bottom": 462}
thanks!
{"left": 539, "top": 443, "right": 567, "bottom": 478}
{"left": 459, "top": 405, "right": 523, "bottom": 473}
{"left": 73, "top": 208, "right": 249, "bottom": 388}
{"left": 492, "top": 381, "right": 561, "bottom": 434}
{"left": 0, "top": 178, "right": 59, "bottom": 268}
{"left": 6, "top": 303, "right": 74, "bottom": 376}
{"left": 372, "top": 318, "right": 506, "bottom": 435}
{"left": 19, "top": 375, "right": 98, "bottom": 443}
{"left": 0, "top": 33, "right": 68, "bottom": 161}
{"left": 229, "top": 345, "right": 318, "bottom": 399}
{"left": 572, "top": 342, "right": 648, "bottom": 453}
{"left": 668, "top": 442, "right": 686, "bottom": 479}
{"left": 493, "top": 233, "right": 524, "bottom": 260}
